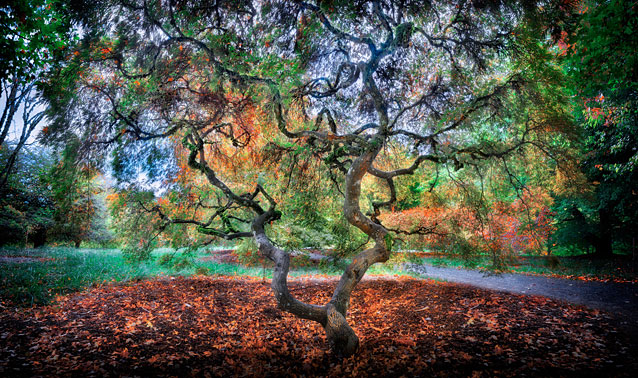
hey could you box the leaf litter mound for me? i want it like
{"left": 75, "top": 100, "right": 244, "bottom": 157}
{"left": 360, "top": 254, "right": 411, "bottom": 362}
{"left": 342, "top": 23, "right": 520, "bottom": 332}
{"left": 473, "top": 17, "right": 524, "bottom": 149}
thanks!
{"left": 1, "top": 276, "right": 636, "bottom": 377}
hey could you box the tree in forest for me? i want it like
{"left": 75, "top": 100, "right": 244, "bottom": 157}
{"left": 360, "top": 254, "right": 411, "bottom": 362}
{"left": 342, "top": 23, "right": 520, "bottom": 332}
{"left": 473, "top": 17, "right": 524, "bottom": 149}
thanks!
{"left": 0, "top": 141, "right": 110, "bottom": 248}
{"left": 0, "top": 145, "right": 56, "bottom": 246}
{"left": 553, "top": 0, "right": 638, "bottom": 256}
{"left": 47, "top": 0, "right": 574, "bottom": 355}
{"left": 107, "top": 189, "right": 169, "bottom": 261}
{"left": 0, "top": 0, "right": 74, "bottom": 188}
{"left": 47, "top": 138, "right": 104, "bottom": 248}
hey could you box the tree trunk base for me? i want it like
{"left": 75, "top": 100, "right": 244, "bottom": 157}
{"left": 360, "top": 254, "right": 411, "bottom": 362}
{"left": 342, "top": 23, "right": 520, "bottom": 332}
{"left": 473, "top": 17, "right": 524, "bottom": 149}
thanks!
{"left": 325, "top": 304, "right": 359, "bottom": 357}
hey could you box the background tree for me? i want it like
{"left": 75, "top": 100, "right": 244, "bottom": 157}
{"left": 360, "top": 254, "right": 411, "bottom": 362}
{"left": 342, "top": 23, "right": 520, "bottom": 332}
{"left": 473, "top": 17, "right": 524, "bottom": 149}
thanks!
{"left": 553, "top": 0, "right": 638, "bottom": 257}
{"left": 47, "top": 138, "right": 107, "bottom": 248}
{"left": 48, "top": 0, "right": 575, "bottom": 356}
{"left": 0, "top": 141, "right": 112, "bottom": 248}
{"left": 107, "top": 189, "right": 165, "bottom": 261}
{"left": 0, "top": 0, "right": 74, "bottom": 188}
{"left": 0, "top": 145, "right": 55, "bottom": 246}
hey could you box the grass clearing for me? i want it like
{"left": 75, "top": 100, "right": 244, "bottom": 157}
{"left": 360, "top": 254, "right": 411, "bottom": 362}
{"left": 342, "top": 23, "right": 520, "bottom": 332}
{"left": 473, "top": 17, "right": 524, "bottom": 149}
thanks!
{"left": 1, "top": 247, "right": 416, "bottom": 307}
{"left": 4, "top": 247, "right": 634, "bottom": 307}
{"left": 0, "top": 247, "right": 274, "bottom": 306}
{"left": 1, "top": 247, "right": 159, "bottom": 306}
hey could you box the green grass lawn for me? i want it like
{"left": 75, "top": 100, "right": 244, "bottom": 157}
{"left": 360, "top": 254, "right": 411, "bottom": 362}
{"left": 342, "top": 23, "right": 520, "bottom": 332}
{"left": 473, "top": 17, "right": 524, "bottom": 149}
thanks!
{"left": 3, "top": 247, "right": 635, "bottom": 307}
{"left": 1, "top": 247, "right": 154, "bottom": 306}
{"left": 1, "top": 247, "right": 417, "bottom": 307}
{"left": 0, "top": 247, "right": 294, "bottom": 306}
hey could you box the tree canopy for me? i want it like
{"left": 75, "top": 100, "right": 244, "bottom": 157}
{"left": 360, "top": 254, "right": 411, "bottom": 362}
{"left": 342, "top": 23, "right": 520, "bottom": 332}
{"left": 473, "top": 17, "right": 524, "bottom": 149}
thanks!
{"left": 40, "top": 0, "right": 581, "bottom": 355}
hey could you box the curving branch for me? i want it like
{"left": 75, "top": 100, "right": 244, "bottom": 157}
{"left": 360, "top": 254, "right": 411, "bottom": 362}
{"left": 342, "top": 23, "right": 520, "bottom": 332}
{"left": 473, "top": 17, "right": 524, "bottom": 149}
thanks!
{"left": 299, "top": 2, "right": 377, "bottom": 51}
{"left": 252, "top": 209, "right": 328, "bottom": 324}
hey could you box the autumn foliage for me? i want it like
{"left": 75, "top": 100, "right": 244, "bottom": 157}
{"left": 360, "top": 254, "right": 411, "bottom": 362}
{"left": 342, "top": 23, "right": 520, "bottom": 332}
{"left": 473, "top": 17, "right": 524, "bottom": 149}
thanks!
{"left": 380, "top": 186, "right": 555, "bottom": 258}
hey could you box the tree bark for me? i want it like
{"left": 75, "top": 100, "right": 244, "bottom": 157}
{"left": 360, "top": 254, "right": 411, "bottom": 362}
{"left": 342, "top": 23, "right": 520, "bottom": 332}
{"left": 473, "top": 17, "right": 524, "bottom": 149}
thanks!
{"left": 324, "top": 143, "right": 390, "bottom": 355}
{"left": 324, "top": 303, "right": 359, "bottom": 356}
{"left": 252, "top": 211, "right": 327, "bottom": 325}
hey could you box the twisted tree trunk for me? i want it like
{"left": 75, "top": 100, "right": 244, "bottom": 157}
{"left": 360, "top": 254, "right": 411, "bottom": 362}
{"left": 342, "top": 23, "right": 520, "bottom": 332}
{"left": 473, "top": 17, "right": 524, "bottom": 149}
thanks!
{"left": 253, "top": 145, "right": 389, "bottom": 356}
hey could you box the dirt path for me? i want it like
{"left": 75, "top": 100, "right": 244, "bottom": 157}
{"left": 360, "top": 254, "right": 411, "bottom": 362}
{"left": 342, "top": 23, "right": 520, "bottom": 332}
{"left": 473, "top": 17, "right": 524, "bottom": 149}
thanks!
{"left": 405, "top": 263, "right": 638, "bottom": 329}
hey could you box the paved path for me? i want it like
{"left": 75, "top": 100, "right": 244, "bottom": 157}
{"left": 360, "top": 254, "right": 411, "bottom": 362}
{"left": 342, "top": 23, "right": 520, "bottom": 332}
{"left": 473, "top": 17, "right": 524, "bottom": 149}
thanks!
{"left": 405, "top": 263, "right": 638, "bottom": 327}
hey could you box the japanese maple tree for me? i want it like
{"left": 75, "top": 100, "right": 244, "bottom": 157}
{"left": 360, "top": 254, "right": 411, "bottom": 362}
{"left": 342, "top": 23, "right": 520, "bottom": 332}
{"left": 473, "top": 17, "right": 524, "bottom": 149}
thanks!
{"left": 47, "top": 0, "right": 574, "bottom": 355}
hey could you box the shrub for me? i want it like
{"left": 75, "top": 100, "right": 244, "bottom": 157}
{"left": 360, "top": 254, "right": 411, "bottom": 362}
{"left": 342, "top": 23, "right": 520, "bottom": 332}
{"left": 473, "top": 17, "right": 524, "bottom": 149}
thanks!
{"left": 121, "top": 244, "right": 153, "bottom": 263}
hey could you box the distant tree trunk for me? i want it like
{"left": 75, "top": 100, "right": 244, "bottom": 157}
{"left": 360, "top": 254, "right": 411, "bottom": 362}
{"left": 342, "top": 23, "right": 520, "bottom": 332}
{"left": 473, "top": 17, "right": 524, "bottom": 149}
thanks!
{"left": 632, "top": 237, "right": 636, "bottom": 273}
{"left": 29, "top": 226, "right": 47, "bottom": 248}
{"left": 0, "top": 79, "right": 45, "bottom": 190}
{"left": 593, "top": 209, "right": 613, "bottom": 257}
{"left": 74, "top": 239, "right": 81, "bottom": 248}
